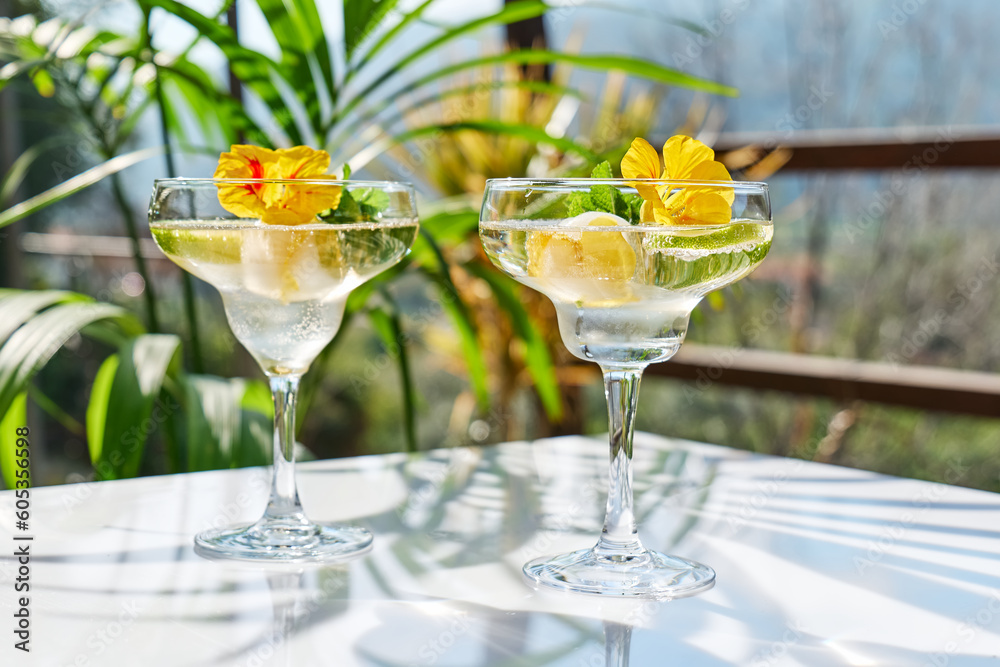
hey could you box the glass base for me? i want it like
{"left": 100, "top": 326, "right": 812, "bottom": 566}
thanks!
{"left": 194, "top": 519, "right": 373, "bottom": 564}
{"left": 523, "top": 546, "right": 715, "bottom": 599}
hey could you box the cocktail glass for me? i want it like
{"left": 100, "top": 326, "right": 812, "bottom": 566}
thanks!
{"left": 480, "top": 178, "right": 771, "bottom": 597}
{"left": 149, "top": 179, "right": 419, "bottom": 562}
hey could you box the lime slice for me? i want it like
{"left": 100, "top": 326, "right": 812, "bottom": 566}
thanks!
{"left": 151, "top": 226, "right": 244, "bottom": 265}
{"left": 643, "top": 222, "right": 770, "bottom": 252}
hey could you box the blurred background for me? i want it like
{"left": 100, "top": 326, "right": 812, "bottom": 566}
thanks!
{"left": 2, "top": 0, "right": 999, "bottom": 490}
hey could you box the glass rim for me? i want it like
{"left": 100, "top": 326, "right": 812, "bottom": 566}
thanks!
{"left": 483, "top": 177, "right": 768, "bottom": 190}
{"left": 153, "top": 177, "right": 415, "bottom": 189}
{"left": 478, "top": 219, "right": 771, "bottom": 231}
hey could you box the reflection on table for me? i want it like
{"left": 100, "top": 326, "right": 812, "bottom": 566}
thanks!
{"left": 2, "top": 433, "right": 999, "bottom": 665}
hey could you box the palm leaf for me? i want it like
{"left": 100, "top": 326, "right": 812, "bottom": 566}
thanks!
{"left": 0, "top": 135, "right": 71, "bottom": 206}
{"left": 393, "top": 49, "right": 737, "bottom": 106}
{"left": 333, "top": 0, "right": 551, "bottom": 125}
{"left": 180, "top": 375, "right": 271, "bottom": 472}
{"left": 254, "top": 0, "right": 335, "bottom": 136}
{"left": 0, "top": 392, "right": 27, "bottom": 490}
{"left": 564, "top": 2, "right": 709, "bottom": 35}
{"left": 158, "top": 58, "right": 270, "bottom": 146}
{"left": 0, "top": 294, "right": 144, "bottom": 419}
{"left": 86, "top": 334, "right": 181, "bottom": 480}
{"left": 335, "top": 49, "right": 734, "bottom": 159}
{"left": 0, "top": 145, "right": 164, "bottom": 229}
{"left": 328, "top": 79, "right": 584, "bottom": 156}
{"left": 367, "top": 302, "right": 417, "bottom": 452}
{"left": 137, "top": 0, "right": 304, "bottom": 144}
{"left": 343, "top": 0, "right": 400, "bottom": 59}
{"left": 414, "top": 232, "right": 490, "bottom": 410}
{"left": 465, "top": 263, "right": 562, "bottom": 422}
{"left": 0, "top": 290, "right": 89, "bottom": 342}
{"left": 182, "top": 375, "right": 246, "bottom": 472}
{"left": 349, "top": 121, "right": 599, "bottom": 172}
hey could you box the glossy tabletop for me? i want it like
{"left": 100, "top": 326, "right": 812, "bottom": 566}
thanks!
{"left": 2, "top": 433, "right": 999, "bottom": 666}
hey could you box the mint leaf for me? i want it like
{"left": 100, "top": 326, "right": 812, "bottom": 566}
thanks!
{"left": 590, "top": 161, "right": 613, "bottom": 179}
{"left": 590, "top": 184, "right": 616, "bottom": 214}
{"left": 322, "top": 187, "right": 391, "bottom": 222}
{"left": 624, "top": 192, "right": 644, "bottom": 224}
{"left": 326, "top": 189, "right": 360, "bottom": 222}
{"left": 341, "top": 163, "right": 352, "bottom": 180}
{"left": 611, "top": 188, "right": 632, "bottom": 219}
{"left": 590, "top": 183, "right": 639, "bottom": 221}
{"left": 356, "top": 187, "right": 390, "bottom": 210}
{"left": 563, "top": 163, "right": 647, "bottom": 224}
{"left": 566, "top": 191, "right": 593, "bottom": 217}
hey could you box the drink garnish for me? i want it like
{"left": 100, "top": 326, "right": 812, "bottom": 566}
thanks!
{"left": 214, "top": 145, "right": 343, "bottom": 225}
{"left": 565, "top": 161, "right": 645, "bottom": 223}
{"left": 622, "top": 135, "right": 734, "bottom": 225}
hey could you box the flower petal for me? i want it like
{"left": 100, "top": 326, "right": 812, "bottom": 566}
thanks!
{"left": 217, "top": 185, "right": 267, "bottom": 219}
{"left": 676, "top": 192, "right": 733, "bottom": 225}
{"left": 214, "top": 145, "right": 281, "bottom": 219}
{"left": 214, "top": 144, "right": 341, "bottom": 224}
{"left": 621, "top": 137, "right": 665, "bottom": 212}
{"left": 259, "top": 179, "right": 342, "bottom": 225}
{"left": 274, "top": 146, "right": 332, "bottom": 179}
{"left": 214, "top": 145, "right": 278, "bottom": 179}
{"left": 621, "top": 137, "right": 661, "bottom": 180}
{"left": 260, "top": 205, "right": 310, "bottom": 226}
{"left": 688, "top": 160, "right": 735, "bottom": 204}
{"left": 662, "top": 135, "right": 715, "bottom": 179}
{"left": 639, "top": 199, "right": 657, "bottom": 223}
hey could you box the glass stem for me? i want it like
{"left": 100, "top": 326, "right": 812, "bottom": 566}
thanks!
{"left": 595, "top": 365, "right": 645, "bottom": 558}
{"left": 604, "top": 621, "right": 633, "bottom": 667}
{"left": 262, "top": 374, "right": 311, "bottom": 530}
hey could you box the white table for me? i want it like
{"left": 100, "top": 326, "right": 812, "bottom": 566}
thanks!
{"left": 2, "top": 433, "right": 999, "bottom": 666}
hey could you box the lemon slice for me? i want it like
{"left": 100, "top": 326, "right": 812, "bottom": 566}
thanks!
{"left": 580, "top": 218, "right": 636, "bottom": 281}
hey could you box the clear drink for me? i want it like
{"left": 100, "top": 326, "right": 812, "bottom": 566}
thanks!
{"left": 480, "top": 217, "right": 772, "bottom": 364}
{"left": 151, "top": 220, "right": 418, "bottom": 374}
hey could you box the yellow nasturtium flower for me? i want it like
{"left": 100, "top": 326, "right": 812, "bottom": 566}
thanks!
{"left": 621, "top": 135, "right": 734, "bottom": 225}
{"left": 214, "top": 145, "right": 342, "bottom": 225}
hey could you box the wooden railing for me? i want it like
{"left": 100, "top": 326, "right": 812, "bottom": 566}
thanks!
{"left": 643, "top": 344, "right": 1000, "bottom": 418}
{"left": 715, "top": 126, "right": 1000, "bottom": 170}
{"left": 664, "top": 125, "right": 1000, "bottom": 417}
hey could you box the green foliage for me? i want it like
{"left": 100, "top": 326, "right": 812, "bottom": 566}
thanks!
{"left": 343, "top": 0, "right": 400, "bottom": 57}
{"left": 0, "top": 292, "right": 143, "bottom": 419}
{"left": 0, "top": 1, "right": 740, "bottom": 477}
{"left": 465, "top": 264, "right": 562, "bottom": 422}
{"left": 0, "top": 392, "right": 28, "bottom": 490}
{"left": 0, "top": 290, "right": 272, "bottom": 486}
{"left": 368, "top": 297, "right": 417, "bottom": 452}
{"left": 565, "top": 162, "right": 645, "bottom": 222}
{"left": 181, "top": 375, "right": 268, "bottom": 471}
{"left": 86, "top": 335, "right": 181, "bottom": 480}
{"left": 0, "top": 147, "right": 165, "bottom": 229}
{"left": 325, "top": 186, "right": 392, "bottom": 223}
